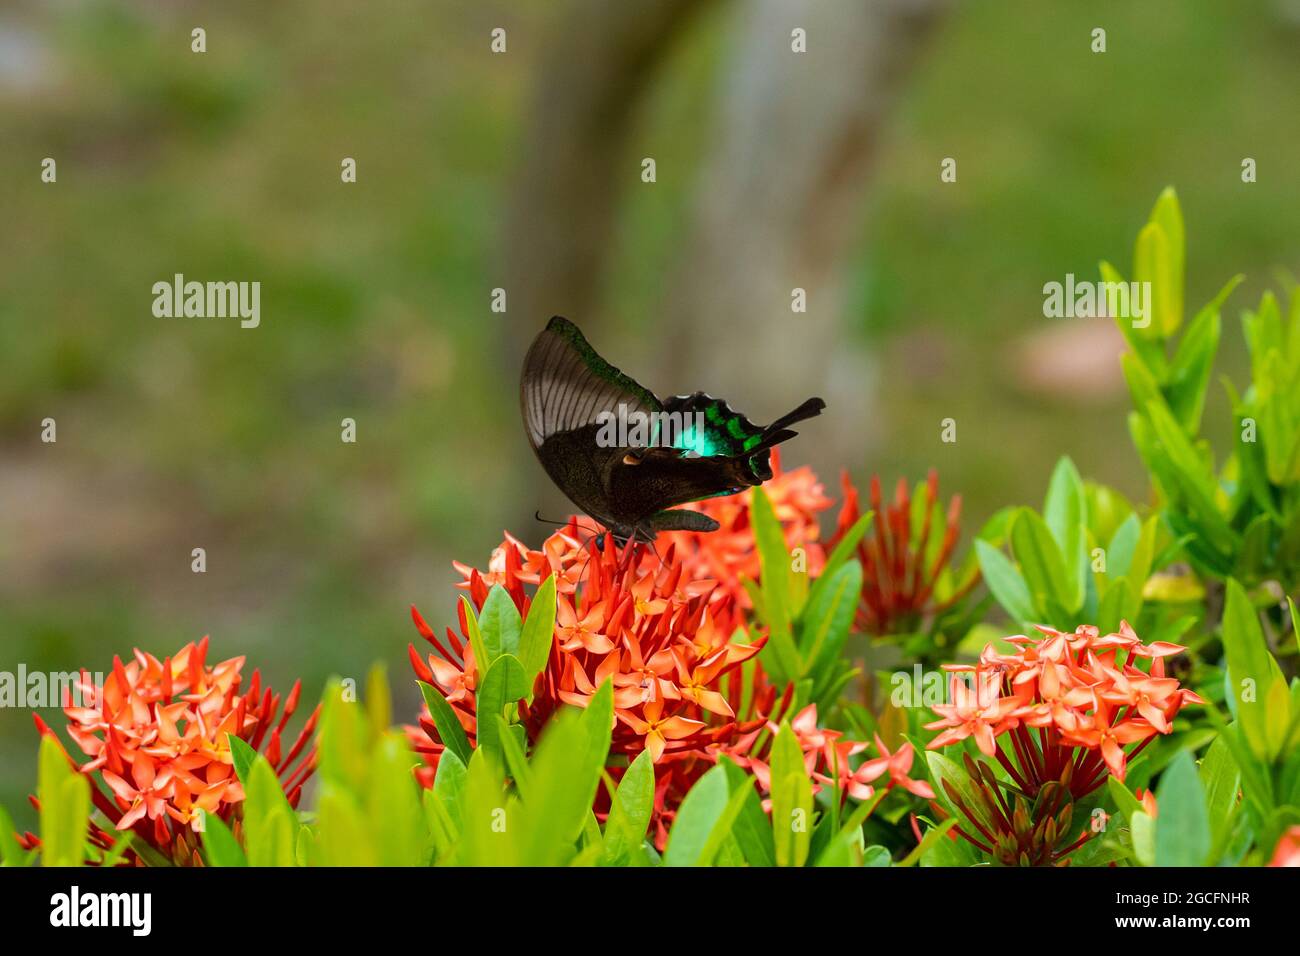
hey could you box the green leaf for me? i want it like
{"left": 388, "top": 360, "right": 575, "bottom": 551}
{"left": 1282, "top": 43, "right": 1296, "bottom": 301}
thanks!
{"left": 1135, "top": 216, "right": 1180, "bottom": 338}
{"left": 366, "top": 731, "right": 427, "bottom": 865}
{"left": 926, "top": 751, "right": 995, "bottom": 836}
{"left": 601, "top": 750, "right": 654, "bottom": 865}
{"left": 457, "top": 749, "right": 513, "bottom": 866}
{"left": 770, "top": 723, "right": 813, "bottom": 867}
{"left": 975, "top": 539, "right": 1036, "bottom": 623}
{"left": 518, "top": 573, "right": 557, "bottom": 683}
{"left": 242, "top": 751, "right": 298, "bottom": 867}
{"left": 898, "top": 817, "right": 957, "bottom": 867}
{"left": 1106, "top": 776, "right": 1144, "bottom": 822}
{"left": 1222, "top": 579, "right": 1290, "bottom": 763}
{"left": 718, "top": 759, "right": 776, "bottom": 867}
{"left": 811, "top": 512, "right": 872, "bottom": 599}
{"left": 37, "top": 735, "right": 89, "bottom": 867}
{"left": 1154, "top": 751, "right": 1210, "bottom": 866}
{"left": 461, "top": 596, "right": 491, "bottom": 671}
{"left": 798, "top": 560, "right": 861, "bottom": 691}
{"left": 475, "top": 655, "right": 528, "bottom": 761}
{"left": 1010, "top": 508, "right": 1074, "bottom": 618}
{"left": 1199, "top": 735, "right": 1240, "bottom": 848}
{"left": 751, "top": 488, "right": 799, "bottom": 682}
{"left": 0, "top": 804, "right": 29, "bottom": 866}
{"left": 496, "top": 715, "right": 532, "bottom": 797}
{"left": 200, "top": 809, "right": 248, "bottom": 867}
{"left": 1043, "top": 457, "right": 1087, "bottom": 612}
{"left": 1131, "top": 811, "right": 1156, "bottom": 866}
{"left": 663, "top": 765, "right": 748, "bottom": 867}
{"left": 229, "top": 734, "right": 258, "bottom": 785}
{"left": 364, "top": 663, "right": 392, "bottom": 738}
{"left": 1149, "top": 187, "right": 1185, "bottom": 335}
{"left": 1166, "top": 305, "right": 1220, "bottom": 433}
{"left": 479, "top": 584, "right": 523, "bottom": 660}
{"left": 418, "top": 680, "right": 472, "bottom": 766}
{"left": 1104, "top": 258, "right": 1166, "bottom": 375}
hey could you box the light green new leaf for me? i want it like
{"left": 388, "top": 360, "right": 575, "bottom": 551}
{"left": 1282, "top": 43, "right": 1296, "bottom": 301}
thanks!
{"left": 241, "top": 750, "right": 298, "bottom": 867}
{"left": 1149, "top": 187, "right": 1185, "bottom": 335}
{"left": 366, "top": 731, "right": 427, "bottom": 865}
{"left": 770, "top": 723, "right": 813, "bottom": 867}
{"left": 1043, "top": 457, "right": 1087, "bottom": 611}
{"left": 200, "top": 809, "right": 248, "bottom": 867}
{"left": 37, "top": 735, "right": 89, "bottom": 867}
{"left": 460, "top": 596, "right": 491, "bottom": 671}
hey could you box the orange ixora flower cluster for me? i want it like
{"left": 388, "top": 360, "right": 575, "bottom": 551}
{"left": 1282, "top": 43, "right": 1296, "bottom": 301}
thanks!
{"left": 409, "top": 506, "right": 917, "bottom": 846}
{"left": 928, "top": 622, "right": 1204, "bottom": 799}
{"left": 28, "top": 638, "right": 319, "bottom": 866}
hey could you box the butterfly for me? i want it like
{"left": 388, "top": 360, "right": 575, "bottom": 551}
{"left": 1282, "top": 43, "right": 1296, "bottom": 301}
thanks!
{"left": 521, "top": 316, "right": 825, "bottom": 544}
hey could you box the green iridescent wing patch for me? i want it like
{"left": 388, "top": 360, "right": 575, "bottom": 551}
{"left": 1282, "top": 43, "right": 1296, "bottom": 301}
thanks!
{"left": 660, "top": 392, "right": 774, "bottom": 481}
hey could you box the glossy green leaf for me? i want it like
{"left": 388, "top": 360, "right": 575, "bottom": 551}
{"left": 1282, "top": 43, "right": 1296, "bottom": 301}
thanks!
{"left": 601, "top": 750, "right": 654, "bottom": 866}
{"left": 663, "top": 764, "right": 748, "bottom": 867}
{"left": 975, "top": 539, "right": 1036, "bottom": 623}
{"left": 417, "top": 680, "right": 472, "bottom": 766}
{"left": 751, "top": 488, "right": 799, "bottom": 682}
{"left": 1043, "top": 456, "right": 1087, "bottom": 611}
{"left": 1010, "top": 508, "right": 1074, "bottom": 617}
{"left": 475, "top": 655, "right": 528, "bottom": 761}
{"left": 518, "top": 573, "right": 557, "bottom": 683}
{"left": 1154, "top": 751, "right": 1209, "bottom": 866}
{"left": 1222, "top": 579, "right": 1290, "bottom": 763}
{"left": 479, "top": 584, "right": 523, "bottom": 660}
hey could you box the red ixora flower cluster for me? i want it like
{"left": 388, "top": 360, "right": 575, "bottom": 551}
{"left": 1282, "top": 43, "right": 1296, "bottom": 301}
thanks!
{"left": 26, "top": 638, "right": 318, "bottom": 866}
{"left": 927, "top": 621, "right": 1204, "bottom": 798}
{"left": 408, "top": 460, "right": 928, "bottom": 846}
{"left": 831, "top": 468, "right": 977, "bottom": 636}
{"left": 671, "top": 450, "right": 833, "bottom": 614}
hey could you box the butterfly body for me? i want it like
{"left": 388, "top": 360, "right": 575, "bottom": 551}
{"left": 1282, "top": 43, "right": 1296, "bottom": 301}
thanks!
{"left": 521, "top": 316, "right": 824, "bottom": 542}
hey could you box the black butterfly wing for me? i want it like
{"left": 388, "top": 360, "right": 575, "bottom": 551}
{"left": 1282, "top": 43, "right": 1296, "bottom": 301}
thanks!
{"left": 609, "top": 392, "right": 826, "bottom": 523}
{"left": 520, "top": 316, "right": 664, "bottom": 532}
{"left": 521, "top": 316, "right": 826, "bottom": 538}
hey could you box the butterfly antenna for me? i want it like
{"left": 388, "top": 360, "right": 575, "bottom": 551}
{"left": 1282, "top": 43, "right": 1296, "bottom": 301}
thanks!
{"left": 647, "top": 538, "right": 668, "bottom": 573}
{"left": 574, "top": 527, "right": 607, "bottom": 588}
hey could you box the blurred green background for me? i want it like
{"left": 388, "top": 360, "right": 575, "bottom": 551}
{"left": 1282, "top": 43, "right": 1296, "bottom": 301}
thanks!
{"left": 2, "top": 0, "right": 1298, "bottom": 827}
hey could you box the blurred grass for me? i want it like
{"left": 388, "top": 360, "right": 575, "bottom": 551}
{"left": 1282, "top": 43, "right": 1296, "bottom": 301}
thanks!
{"left": 1, "top": 0, "right": 1298, "bottom": 826}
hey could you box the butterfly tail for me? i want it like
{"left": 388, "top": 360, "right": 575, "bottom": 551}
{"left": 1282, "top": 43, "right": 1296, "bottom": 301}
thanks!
{"left": 765, "top": 397, "right": 825, "bottom": 435}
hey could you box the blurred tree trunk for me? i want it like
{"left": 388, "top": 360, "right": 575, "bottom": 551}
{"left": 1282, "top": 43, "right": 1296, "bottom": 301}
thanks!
{"left": 503, "top": 0, "right": 950, "bottom": 527}
{"left": 502, "top": 0, "right": 717, "bottom": 367}
{"left": 662, "top": 0, "right": 950, "bottom": 478}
